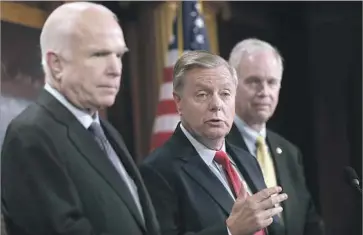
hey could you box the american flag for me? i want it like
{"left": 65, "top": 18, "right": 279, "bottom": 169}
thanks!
{"left": 150, "top": 1, "right": 210, "bottom": 151}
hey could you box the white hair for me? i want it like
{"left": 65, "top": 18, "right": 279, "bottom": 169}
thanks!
{"left": 40, "top": 2, "right": 116, "bottom": 82}
{"left": 228, "top": 38, "right": 284, "bottom": 77}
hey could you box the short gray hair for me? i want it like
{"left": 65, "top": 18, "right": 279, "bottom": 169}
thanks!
{"left": 228, "top": 38, "right": 284, "bottom": 76}
{"left": 173, "top": 50, "right": 237, "bottom": 94}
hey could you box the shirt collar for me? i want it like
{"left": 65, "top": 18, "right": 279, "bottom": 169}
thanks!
{"left": 180, "top": 123, "right": 226, "bottom": 166}
{"left": 44, "top": 83, "right": 99, "bottom": 129}
{"left": 234, "top": 115, "right": 266, "bottom": 156}
{"left": 234, "top": 115, "right": 266, "bottom": 139}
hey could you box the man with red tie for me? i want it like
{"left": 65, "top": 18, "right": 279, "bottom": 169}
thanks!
{"left": 140, "top": 51, "right": 288, "bottom": 235}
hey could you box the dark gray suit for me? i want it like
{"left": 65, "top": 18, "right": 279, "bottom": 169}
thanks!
{"left": 226, "top": 123, "right": 324, "bottom": 235}
{"left": 1, "top": 89, "right": 160, "bottom": 235}
{"left": 140, "top": 124, "right": 284, "bottom": 235}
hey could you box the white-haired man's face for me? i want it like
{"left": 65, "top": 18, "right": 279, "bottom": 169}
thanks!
{"left": 49, "top": 11, "right": 128, "bottom": 113}
{"left": 235, "top": 51, "right": 282, "bottom": 125}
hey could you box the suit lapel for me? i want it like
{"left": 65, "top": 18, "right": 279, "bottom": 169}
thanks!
{"left": 102, "top": 120, "right": 159, "bottom": 234}
{"left": 227, "top": 143, "right": 266, "bottom": 193}
{"left": 101, "top": 120, "right": 139, "bottom": 183}
{"left": 267, "top": 132, "right": 294, "bottom": 235}
{"left": 69, "top": 121, "right": 145, "bottom": 231}
{"left": 172, "top": 126, "right": 235, "bottom": 215}
{"left": 227, "top": 123, "right": 285, "bottom": 234}
{"left": 227, "top": 125, "right": 266, "bottom": 190}
{"left": 182, "top": 152, "right": 235, "bottom": 215}
{"left": 227, "top": 124, "right": 249, "bottom": 150}
{"left": 36, "top": 90, "right": 146, "bottom": 231}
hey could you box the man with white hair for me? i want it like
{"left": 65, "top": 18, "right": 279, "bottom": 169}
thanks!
{"left": 1, "top": 2, "right": 160, "bottom": 235}
{"left": 226, "top": 38, "right": 324, "bottom": 235}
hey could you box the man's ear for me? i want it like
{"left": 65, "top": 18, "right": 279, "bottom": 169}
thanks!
{"left": 46, "top": 52, "right": 63, "bottom": 81}
{"left": 173, "top": 91, "right": 182, "bottom": 115}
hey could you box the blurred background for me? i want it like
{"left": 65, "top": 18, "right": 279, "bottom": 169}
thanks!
{"left": 1, "top": 1, "right": 362, "bottom": 235}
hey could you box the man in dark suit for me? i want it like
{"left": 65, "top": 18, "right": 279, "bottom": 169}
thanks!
{"left": 226, "top": 38, "right": 325, "bottom": 235}
{"left": 1, "top": 2, "right": 159, "bottom": 235}
{"left": 140, "top": 51, "right": 288, "bottom": 235}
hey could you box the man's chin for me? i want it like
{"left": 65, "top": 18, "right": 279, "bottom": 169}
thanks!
{"left": 97, "top": 99, "right": 116, "bottom": 110}
{"left": 204, "top": 130, "right": 228, "bottom": 140}
{"left": 254, "top": 114, "right": 270, "bottom": 124}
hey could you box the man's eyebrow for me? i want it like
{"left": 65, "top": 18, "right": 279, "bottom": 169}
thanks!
{"left": 245, "top": 75, "right": 278, "bottom": 80}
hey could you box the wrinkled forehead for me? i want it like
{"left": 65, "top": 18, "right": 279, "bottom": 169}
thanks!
{"left": 186, "top": 66, "right": 235, "bottom": 87}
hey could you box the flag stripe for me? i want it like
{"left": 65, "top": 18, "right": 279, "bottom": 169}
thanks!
{"left": 156, "top": 100, "right": 177, "bottom": 116}
{"left": 153, "top": 114, "right": 180, "bottom": 133}
{"left": 166, "top": 49, "right": 179, "bottom": 67}
{"left": 150, "top": 1, "right": 210, "bottom": 151}
{"left": 159, "top": 81, "right": 173, "bottom": 101}
{"left": 150, "top": 132, "right": 175, "bottom": 151}
{"left": 163, "top": 67, "right": 173, "bottom": 83}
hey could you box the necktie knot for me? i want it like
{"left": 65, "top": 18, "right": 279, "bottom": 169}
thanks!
{"left": 256, "top": 135, "right": 265, "bottom": 147}
{"left": 89, "top": 122, "right": 109, "bottom": 141}
{"left": 89, "top": 122, "right": 104, "bottom": 137}
{"left": 214, "top": 151, "right": 230, "bottom": 168}
{"left": 214, "top": 150, "right": 243, "bottom": 198}
{"left": 88, "top": 122, "right": 109, "bottom": 152}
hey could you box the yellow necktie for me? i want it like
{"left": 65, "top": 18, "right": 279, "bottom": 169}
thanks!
{"left": 256, "top": 136, "right": 283, "bottom": 221}
{"left": 256, "top": 136, "right": 277, "bottom": 188}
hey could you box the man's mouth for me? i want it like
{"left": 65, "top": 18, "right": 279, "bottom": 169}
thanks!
{"left": 254, "top": 103, "right": 270, "bottom": 109}
{"left": 206, "top": 119, "right": 224, "bottom": 124}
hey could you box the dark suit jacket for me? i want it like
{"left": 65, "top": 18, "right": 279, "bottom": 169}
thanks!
{"left": 139, "top": 124, "right": 285, "bottom": 235}
{"left": 1, "top": 90, "right": 160, "bottom": 235}
{"left": 226, "top": 123, "right": 324, "bottom": 235}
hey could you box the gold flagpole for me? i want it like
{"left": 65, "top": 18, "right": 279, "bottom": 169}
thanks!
{"left": 177, "top": 1, "right": 184, "bottom": 56}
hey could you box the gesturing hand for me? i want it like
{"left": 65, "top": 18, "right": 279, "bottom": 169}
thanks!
{"left": 226, "top": 186, "right": 288, "bottom": 235}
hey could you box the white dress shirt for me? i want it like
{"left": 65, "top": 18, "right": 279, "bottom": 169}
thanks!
{"left": 180, "top": 124, "right": 256, "bottom": 235}
{"left": 44, "top": 83, "right": 99, "bottom": 128}
{"left": 234, "top": 115, "right": 267, "bottom": 157}
{"left": 180, "top": 124, "right": 252, "bottom": 198}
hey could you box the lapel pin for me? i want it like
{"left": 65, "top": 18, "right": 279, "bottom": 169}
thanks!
{"left": 276, "top": 147, "right": 282, "bottom": 154}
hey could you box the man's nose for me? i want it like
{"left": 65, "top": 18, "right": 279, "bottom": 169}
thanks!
{"left": 107, "top": 54, "right": 122, "bottom": 77}
{"left": 257, "top": 82, "right": 269, "bottom": 96}
{"left": 209, "top": 93, "right": 223, "bottom": 111}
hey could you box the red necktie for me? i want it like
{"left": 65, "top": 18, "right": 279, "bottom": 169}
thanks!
{"left": 214, "top": 151, "right": 243, "bottom": 198}
{"left": 214, "top": 151, "right": 266, "bottom": 235}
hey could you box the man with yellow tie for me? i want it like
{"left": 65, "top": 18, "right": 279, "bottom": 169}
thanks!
{"left": 226, "top": 38, "right": 325, "bottom": 235}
